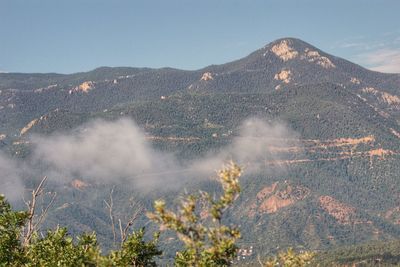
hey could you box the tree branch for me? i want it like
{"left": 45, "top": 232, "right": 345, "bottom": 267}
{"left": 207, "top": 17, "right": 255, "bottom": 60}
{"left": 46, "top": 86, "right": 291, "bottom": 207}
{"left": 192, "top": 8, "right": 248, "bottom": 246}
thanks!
{"left": 104, "top": 186, "right": 117, "bottom": 247}
{"left": 23, "top": 176, "right": 55, "bottom": 246}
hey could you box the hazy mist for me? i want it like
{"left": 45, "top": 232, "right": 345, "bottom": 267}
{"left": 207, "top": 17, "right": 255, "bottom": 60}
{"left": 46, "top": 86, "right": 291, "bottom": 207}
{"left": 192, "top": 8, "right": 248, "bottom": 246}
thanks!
{"left": 1, "top": 118, "right": 298, "bottom": 200}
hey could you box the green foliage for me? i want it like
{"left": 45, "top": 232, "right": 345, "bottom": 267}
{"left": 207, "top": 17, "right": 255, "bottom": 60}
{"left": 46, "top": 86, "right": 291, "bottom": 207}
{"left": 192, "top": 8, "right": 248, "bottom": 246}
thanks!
{"left": 110, "top": 228, "right": 161, "bottom": 267}
{"left": 264, "top": 248, "right": 315, "bottom": 267}
{"left": 0, "top": 195, "right": 161, "bottom": 266}
{"left": 312, "top": 239, "right": 400, "bottom": 266}
{"left": 25, "top": 227, "right": 102, "bottom": 267}
{"left": 2, "top": 38, "right": 400, "bottom": 264}
{"left": 148, "top": 162, "right": 242, "bottom": 266}
{"left": 2, "top": 164, "right": 400, "bottom": 266}
{"left": 0, "top": 194, "right": 28, "bottom": 266}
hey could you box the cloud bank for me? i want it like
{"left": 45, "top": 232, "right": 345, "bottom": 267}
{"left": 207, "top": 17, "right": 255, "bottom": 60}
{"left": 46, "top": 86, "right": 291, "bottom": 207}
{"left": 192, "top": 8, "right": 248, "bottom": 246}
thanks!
{"left": 32, "top": 119, "right": 179, "bottom": 189}
{"left": 1, "top": 117, "right": 298, "bottom": 199}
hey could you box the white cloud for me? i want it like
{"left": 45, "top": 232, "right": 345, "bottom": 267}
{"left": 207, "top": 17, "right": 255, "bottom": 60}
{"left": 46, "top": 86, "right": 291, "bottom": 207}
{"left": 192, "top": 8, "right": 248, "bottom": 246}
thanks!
{"left": 32, "top": 119, "right": 178, "bottom": 189}
{"left": 359, "top": 48, "right": 400, "bottom": 73}
{"left": 332, "top": 33, "right": 400, "bottom": 74}
{"left": 0, "top": 153, "right": 25, "bottom": 202}
{"left": 338, "top": 42, "right": 366, "bottom": 49}
{"left": 0, "top": 118, "right": 297, "bottom": 198}
{"left": 190, "top": 118, "right": 298, "bottom": 176}
{"left": 30, "top": 118, "right": 297, "bottom": 191}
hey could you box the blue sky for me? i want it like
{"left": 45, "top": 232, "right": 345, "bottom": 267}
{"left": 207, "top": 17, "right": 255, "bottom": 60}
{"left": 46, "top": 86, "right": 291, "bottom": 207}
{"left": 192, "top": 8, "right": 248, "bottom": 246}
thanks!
{"left": 0, "top": 0, "right": 399, "bottom": 74}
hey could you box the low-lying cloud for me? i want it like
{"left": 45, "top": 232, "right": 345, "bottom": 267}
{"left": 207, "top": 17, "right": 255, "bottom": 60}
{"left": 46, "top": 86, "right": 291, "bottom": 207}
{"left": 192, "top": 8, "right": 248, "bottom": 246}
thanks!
{"left": 1, "top": 117, "right": 299, "bottom": 199}
{"left": 0, "top": 153, "right": 25, "bottom": 202}
{"left": 190, "top": 118, "right": 298, "bottom": 175}
{"left": 32, "top": 119, "right": 179, "bottom": 189}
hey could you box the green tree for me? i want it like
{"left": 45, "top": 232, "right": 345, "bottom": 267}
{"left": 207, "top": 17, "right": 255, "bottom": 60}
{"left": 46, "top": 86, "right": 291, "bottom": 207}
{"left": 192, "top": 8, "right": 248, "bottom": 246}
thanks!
{"left": 0, "top": 194, "right": 28, "bottom": 266}
{"left": 0, "top": 194, "right": 161, "bottom": 266}
{"left": 1, "top": 163, "right": 317, "bottom": 267}
{"left": 110, "top": 228, "right": 161, "bottom": 267}
{"left": 148, "top": 162, "right": 242, "bottom": 266}
{"left": 263, "top": 248, "right": 315, "bottom": 267}
{"left": 25, "top": 227, "right": 102, "bottom": 267}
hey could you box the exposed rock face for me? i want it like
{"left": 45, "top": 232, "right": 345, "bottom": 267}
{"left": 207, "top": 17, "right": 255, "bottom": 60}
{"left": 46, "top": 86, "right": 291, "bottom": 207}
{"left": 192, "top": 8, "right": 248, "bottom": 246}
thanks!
{"left": 356, "top": 93, "right": 392, "bottom": 118}
{"left": 248, "top": 181, "right": 310, "bottom": 216}
{"left": 362, "top": 87, "right": 400, "bottom": 107}
{"left": 390, "top": 128, "right": 400, "bottom": 139}
{"left": 69, "top": 81, "right": 95, "bottom": 94}
{"left": 263, "top": 134, "right": 398, "bottom": 167}
{"left": 367, "top": 148, "right": 394, "bottom": 159}
{"left": 269, "top": 40, "right": 299, "bottom": 61}
{"left": 319, "top": 196, "right": 355, "bottom": 224}
{"left": 256, "top": 182, "right": 278, "bottom": 200}
{"left": 34, "top": 84, "right": 58, "bottom": 93}
{"left": 78, "top": 81, "right": 94, "bottom": 92}
{"left": 350, "top": 77, "right": 361, "bottom": 84}
{"left": 0, "top": 134, "right": 6, "bottom": 140}
{"left": 200, "top": 72, "right": 214, "bottom": 81}
{"left": 259, "top": 194, "right": 294, "bottom": 214}
{"left": 70, "top": 179, "right": 89, "bottom": 190}
{"left": 268, "top": 39, "right": 335, "bottom": 69}
{"left": 301, "top": 48, "right": 336, "bottom": 68}
{"left": 19, "top": 111, "right": 58, "bottom": 136}
{"left": 329, "top": 135, "right": 375, "bottom": 147}
{"left": 20, "top": 118, "right": 39, "bottom": 136}
{"left": 274, "top": 69, "right": 292, "bottom": 84}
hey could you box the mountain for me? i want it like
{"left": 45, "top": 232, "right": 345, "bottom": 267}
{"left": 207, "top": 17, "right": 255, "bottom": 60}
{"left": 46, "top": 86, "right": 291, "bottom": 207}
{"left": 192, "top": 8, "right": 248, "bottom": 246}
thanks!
{"left": 2, "top": 38, "right": 400, "bottom": 137}
{"left": 1, "top": 38, "right": 400, "bottom": 261}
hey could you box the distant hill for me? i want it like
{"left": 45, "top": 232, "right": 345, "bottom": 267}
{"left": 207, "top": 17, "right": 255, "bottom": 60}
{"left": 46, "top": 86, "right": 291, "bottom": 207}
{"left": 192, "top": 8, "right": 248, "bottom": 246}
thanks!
{"left": 1, "top": 38, "right": 400, "bottom": 260}
{"left": 312, "top": 239, "right": 400, "bottom": 266}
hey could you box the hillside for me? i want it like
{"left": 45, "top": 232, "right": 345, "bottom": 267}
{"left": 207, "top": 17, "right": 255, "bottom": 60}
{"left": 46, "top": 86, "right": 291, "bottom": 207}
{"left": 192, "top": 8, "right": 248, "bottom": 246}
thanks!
{"left": 312, "top": 239, "right": 400, "bottom": 266}
{"left": 1, "top": 38, "right": 400, "bottom": 261}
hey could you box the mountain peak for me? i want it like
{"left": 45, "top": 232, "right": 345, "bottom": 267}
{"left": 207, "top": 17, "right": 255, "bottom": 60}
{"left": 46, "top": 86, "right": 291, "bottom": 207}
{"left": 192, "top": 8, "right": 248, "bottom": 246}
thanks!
{"left": 261, "top": 38, "right": 307, "bottom": 52}
{"left": 258, "top": 37, "right": 336, "bottom": 68}
{"left": 265, "top": 37, "right": 317, "bottom": 50}
{"left": 265, "top": 38, "right": 300, "bottom": 61}
{"left": 268, "top": 37, "right": 307, "bottom": 45}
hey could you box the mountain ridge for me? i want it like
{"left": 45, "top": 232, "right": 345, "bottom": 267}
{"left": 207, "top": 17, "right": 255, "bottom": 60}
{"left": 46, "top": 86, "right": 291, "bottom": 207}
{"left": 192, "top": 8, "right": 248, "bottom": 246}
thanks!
{"left": 1, "top": 37, "right": 399, "bottom": 76}
{"left": 1, "top": 38, "right": 400, "bottom": 260}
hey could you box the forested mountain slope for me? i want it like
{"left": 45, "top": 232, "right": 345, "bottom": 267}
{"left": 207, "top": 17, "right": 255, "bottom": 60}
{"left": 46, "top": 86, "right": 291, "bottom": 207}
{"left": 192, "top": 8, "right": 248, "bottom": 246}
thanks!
{"left": 1, "top": 38, "right": 400, "bottom": 261}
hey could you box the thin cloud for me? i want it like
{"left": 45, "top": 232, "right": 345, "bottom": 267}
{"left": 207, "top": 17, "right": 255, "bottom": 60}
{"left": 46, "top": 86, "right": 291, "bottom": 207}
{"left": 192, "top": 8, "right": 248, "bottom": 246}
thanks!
{"left": 359, "top": 48, "right": 400, "bottom": 73}
{"left": 332, "top": 33, "right": 400, "bottom": 73}
{"left": 334, "top": 39, "right": 386, "bottom": 51}
{"left": 0, "top": 153, "right": 25, "bottom": 202}
{"left": 338, "top": 42, "right": 366, "bottom": 49}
